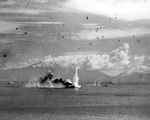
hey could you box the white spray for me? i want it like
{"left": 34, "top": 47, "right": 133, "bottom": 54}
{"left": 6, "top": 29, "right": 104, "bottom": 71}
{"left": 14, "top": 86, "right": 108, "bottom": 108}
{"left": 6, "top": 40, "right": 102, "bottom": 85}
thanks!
{"left": 73, "top": 66, "right": 81, "bottom": 88}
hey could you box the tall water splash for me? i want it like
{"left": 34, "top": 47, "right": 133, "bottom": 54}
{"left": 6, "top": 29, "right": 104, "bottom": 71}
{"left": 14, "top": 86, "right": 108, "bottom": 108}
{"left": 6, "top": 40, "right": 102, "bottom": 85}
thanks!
{"left": 73, "top": 66, "right": 81, "bottom": 88}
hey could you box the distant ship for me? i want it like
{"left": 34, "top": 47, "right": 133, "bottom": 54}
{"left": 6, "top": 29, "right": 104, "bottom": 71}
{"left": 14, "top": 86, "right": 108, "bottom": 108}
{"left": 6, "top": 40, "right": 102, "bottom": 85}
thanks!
{"left": 6, "top": 81, "right": 14, "bottom": 85}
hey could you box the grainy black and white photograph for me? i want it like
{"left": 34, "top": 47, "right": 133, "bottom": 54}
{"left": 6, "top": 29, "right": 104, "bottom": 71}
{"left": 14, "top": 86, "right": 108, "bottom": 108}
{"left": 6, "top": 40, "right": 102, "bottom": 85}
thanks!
{"left": 0, "top": 0, "right": 150, "bottom": 120}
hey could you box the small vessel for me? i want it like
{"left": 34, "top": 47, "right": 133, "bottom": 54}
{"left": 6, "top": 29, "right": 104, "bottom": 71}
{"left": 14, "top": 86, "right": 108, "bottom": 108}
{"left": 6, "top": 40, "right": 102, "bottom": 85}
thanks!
{"left": 6, "top": 81, "right": 14, "bottom": 85}
{"left": 93, "top": 81, "right": 101, "bottom": 86}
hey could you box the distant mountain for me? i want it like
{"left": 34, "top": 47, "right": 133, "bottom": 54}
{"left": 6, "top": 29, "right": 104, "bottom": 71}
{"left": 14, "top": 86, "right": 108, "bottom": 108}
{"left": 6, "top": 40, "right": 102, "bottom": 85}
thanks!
{"left": 78, "top": 69, "right": 113, "bottom": 83}
{"left": 113, "top": 72, "right": 150, "bottom": 84}
{"left": 0, "top": 66, "right": 47, "bottom": 81}
{"left": 0, "top": 65, "right": 149, "bottom": 84}
{"left": 0, "top": 65, "right": 113, "bottom": 83}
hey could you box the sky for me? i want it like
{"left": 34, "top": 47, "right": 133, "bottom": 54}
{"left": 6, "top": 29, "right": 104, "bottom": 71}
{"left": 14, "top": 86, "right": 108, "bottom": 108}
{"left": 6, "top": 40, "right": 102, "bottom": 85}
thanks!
{"left": 0, "top": 0, "right": 150, "bottom": 76}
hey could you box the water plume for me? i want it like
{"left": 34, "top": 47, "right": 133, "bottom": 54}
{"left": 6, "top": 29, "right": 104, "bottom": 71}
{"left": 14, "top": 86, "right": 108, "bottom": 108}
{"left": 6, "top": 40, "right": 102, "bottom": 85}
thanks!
{"left": 73, "top": 66, "right": 81, "bottom": 88}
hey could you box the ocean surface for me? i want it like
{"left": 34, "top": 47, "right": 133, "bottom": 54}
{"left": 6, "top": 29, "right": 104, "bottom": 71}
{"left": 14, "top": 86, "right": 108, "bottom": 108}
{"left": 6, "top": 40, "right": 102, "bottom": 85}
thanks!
{"left": 0, "top": 81, "right": 150, "bottom": 120}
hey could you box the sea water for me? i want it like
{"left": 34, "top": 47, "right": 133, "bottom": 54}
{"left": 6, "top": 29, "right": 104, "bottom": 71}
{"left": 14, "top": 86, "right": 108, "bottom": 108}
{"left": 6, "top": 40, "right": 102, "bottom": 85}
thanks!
{"left": 0, "top": 81, "right": 150, "bottom": 120}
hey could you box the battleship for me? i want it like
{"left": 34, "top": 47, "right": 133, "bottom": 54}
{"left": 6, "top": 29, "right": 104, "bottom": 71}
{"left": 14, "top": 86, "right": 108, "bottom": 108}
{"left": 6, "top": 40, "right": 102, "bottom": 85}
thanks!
{"left": 38, "top": 66, "right": 81, "bottom": 89}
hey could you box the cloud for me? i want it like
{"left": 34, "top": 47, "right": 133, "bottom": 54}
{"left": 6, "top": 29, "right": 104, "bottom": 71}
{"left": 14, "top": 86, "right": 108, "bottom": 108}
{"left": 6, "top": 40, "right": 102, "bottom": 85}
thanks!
{"left": 109, "top": 43, "right": 130, "bottom": 65}
{"left": 40, "top": 55, "right": 87, "bottom": 68}
{"left": 30, "top": 43, "right": 150, "bottom": 75}
{"left": 86, "top": 54, "right": 110, "bottom": 69}
{"left": 0, "top": 0, "right": 16, "bottom": 5}
{"left": 20, "top": 21, "right": 64, "bottom": 25}
{"left": 4, "top": 43, "right": 150, "bottom": 75}
{"left": 0, "top": 8, "right": 47, "bottom": 14}
{"left": 0, "top": 0, "right": 60, "bottom": 15}
{"left": 125, "top": 55, "right": 150, "bottom": 74}
{"left": 79, "top": 23, "right": 98, "bottom": 27}
{"left": 64, "top": 0, "right": 150, "bottom": 21}
{"left": 32, "top": 0, "right": 49, "bottom": 4}
{"left": 71, "top": 28, "right": 150, "bottom": 40}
